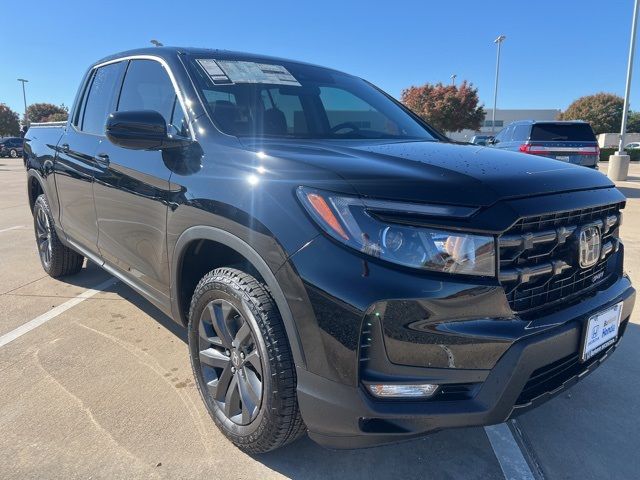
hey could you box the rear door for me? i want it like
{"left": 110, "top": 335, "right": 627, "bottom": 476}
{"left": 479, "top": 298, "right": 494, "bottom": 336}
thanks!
{"left": 54, "top": 61, "right": 125, "bottom": 253}
{"left": 528, "top": 122, "right": 599, "bottom": 167}
{"left": 92, "top": 58, "right": 189, "bottom": 306}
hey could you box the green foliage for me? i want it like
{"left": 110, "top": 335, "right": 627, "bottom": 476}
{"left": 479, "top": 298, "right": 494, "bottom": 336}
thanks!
{"left": 626, "top": 111, "right": 640, "bottom": 133}
{"left": 43, "top": 112, "right": 69, "bottom": 122}
{"left": 559, "top": 93, "right": 623, "bottom": 135}
{"left": 27, "top": 103, "right": 68, "bottom": 123}
{"left": 599, "top": 147, "right": 640, "bottom": 162}
{"left": 0, "top": 104, "right": 20, "bottom": 137}
{"left": 401, "top": 81, "right": 485, "bottom": 133}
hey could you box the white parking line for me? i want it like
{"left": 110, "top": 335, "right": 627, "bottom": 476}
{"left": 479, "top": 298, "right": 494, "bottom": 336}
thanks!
{"left": 0, "top": 277, "right": 118, "bottom": 348}
{"left": 485, "top": 423, "right": 536, "bottom": 480}
{"left": 0, "top": 225, "right": 24, "bottom": 233}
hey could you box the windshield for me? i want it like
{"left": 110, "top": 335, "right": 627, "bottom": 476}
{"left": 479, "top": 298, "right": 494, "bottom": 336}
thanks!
{"left": 187, "top": 56, "right": 438, "bottom": 141}
{"left": 530, "top": 123, "right": 596, "bottom": 142}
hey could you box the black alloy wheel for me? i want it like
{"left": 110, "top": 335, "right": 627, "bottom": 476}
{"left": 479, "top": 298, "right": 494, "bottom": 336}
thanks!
{"left": 35, "top": 203, "right": 53, "bottom": 269}
{"left": 188, "top": 268, "right": 306, "bottom": 453}
{"left": 197, "top": 298, "right": 264, "bottom": 425}
{"left": 32, "top": 194, "right": 84, "bottom": 277}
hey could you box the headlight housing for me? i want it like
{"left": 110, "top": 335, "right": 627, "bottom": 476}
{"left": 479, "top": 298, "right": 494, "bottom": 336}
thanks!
{"left": 297, "top": 187, "right": 496, "bottom": 277}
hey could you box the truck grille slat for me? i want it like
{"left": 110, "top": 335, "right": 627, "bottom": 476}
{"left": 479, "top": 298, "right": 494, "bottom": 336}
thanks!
{"left": 499, "top": 203, "right": 623, "bottom": 314}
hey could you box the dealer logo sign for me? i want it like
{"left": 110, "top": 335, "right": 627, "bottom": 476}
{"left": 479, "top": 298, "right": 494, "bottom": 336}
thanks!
{"left": 579, "top": 225, "right": 601, "bottom": 269}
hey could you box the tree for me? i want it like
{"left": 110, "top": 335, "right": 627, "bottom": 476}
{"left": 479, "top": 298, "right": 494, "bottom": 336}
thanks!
{"left": 559, "top": 93, "right": 623, "bottom": 135}
{"left": 0, "top": 104, "right": 20, "bottom": 137}
{"left": 27, "top": 103, "right": 68, "bottom": 123}
{"left": 626, "top": 111, "right": 640, "bottom": 133}
{"left": 401, "top": 81, "right": 485, "bottom": 133}
{"left": 43, "top": 112, "right": 69, "bottom": 122}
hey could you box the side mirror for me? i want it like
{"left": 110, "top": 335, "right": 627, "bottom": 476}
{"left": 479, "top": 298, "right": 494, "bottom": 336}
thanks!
{"left": 105, "top": 110, "right": 191, "bottom": 150}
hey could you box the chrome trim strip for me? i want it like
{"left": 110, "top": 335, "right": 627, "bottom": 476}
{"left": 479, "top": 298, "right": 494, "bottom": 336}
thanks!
{"left": 92, "top": 54, "right": 195, "bottom": 140}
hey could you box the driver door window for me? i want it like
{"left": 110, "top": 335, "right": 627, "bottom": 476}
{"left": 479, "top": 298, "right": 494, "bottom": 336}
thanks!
{"left": 117, "top": 59, "right": 188, "bottom": 137}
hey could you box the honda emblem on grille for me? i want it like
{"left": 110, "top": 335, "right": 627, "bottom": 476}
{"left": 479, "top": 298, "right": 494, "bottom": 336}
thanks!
{"left": 579, "top": 225, "right": 601, "bottom": 268}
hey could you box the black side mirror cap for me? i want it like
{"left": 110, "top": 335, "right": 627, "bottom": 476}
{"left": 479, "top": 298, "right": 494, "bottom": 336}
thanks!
{"left": 105, "top": 110, "right": 191, "bottom": 150}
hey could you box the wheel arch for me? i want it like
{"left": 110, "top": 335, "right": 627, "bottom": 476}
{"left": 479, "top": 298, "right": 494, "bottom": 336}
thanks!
{"left": 27, "top": 170, "right": 46, "bottom": 213}
{"left": 171, "top": 225, "right": 306, "bottom": 369}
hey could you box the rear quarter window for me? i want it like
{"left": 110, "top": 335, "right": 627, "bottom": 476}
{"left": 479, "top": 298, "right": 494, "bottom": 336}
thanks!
{"left": 530, "top": 123, "right": 596, "bottom": 142}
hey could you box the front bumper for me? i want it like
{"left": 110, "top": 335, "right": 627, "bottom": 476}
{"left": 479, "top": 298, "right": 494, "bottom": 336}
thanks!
{"left": 295, "top": 274, "right": 634, "bottom": 448}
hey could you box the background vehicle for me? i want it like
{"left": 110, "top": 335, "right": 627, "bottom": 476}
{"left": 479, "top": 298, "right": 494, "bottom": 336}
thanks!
{"left": 24, "top": 48, "right": 634, "bottom": 453}
{"left": 0, "top": 137, "right": 24, "bottom": 158}
{"left": 471, "top": 134, "right": 493, "bottom": 145}
{"left": 625, "top": 142, "right": 640, "bottom": 150}
{"left": 489, "top": 120, "right": 599, "bottom": 168}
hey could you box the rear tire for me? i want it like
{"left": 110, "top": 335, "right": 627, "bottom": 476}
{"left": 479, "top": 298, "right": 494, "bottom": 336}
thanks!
{"left": 33, "top": 194, "right": 84, "bottom": 277}
{"left": 188, "top": 267, "right": 305, "bottom": 453}
{"left": 9, "top": 149, "right": 18, "bottom": 158}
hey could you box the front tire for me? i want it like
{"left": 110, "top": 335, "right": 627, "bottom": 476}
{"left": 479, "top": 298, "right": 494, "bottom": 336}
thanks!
{"left": 33, "top": 194, "right": 84, "bottom": 277}
{"left": 9, "top": 149, "right": 18, "bottom": 158}
{"left": 188, "top": 267, "right": 305, "bottom": 453}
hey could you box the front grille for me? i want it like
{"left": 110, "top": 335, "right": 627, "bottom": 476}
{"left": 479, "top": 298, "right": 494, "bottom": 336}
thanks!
{"left": 499, "top": 203, "right": 623, "bottom": 314}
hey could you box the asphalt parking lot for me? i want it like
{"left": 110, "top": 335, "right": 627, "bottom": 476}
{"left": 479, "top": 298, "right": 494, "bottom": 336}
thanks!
{"left": 0, "top": 157, "right": 639, "bottom": 480}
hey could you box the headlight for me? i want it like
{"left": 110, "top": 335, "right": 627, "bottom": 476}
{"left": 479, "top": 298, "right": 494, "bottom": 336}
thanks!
{"left": 297, "top": 187, "right": 495, "bottom": 277}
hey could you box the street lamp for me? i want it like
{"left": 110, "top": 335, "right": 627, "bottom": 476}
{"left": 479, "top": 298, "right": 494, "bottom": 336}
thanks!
{"left": 618, "top": 0, "right": 640, "bottom": 155}
{"left": 150, "top": 39, "right": 163, "bottom": 47}
{"left": 17, "top": 78, "right": 29, "bottom": 128}
{"left": 491, "top": 35, "right": 506, "bottom": 135}
{"left": 450, "top": 74, "right": 457, "bottom": 86}
{"left": 609, "top": 0, "right": 640, "bottom": 181}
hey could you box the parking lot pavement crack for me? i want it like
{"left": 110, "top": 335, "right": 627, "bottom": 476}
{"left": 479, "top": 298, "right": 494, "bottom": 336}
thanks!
{"left": 31, "top": 347, "right": 153, "bottom": 471}
{"left": 75, "top": 321, "right": 216, "bottom": 457}
{"left": 0, "top": 274, "right": 48, "bottom": 296}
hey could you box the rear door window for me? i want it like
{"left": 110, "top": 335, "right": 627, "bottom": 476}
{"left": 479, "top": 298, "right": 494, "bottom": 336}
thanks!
{"left": 530, "top": 123, "right": 596, "bottom": 142}
{"left": 81, "top": 62, "right": 125, "bottom": 135}
{"left": 501, "top": 125, "right": 515, "bottom": 143}
{"left": 512, "top": 124, "right": 530, "bottom": 142}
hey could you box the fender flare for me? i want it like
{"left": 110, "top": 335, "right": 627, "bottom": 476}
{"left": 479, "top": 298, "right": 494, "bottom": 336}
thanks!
{"left": 26, "top": 169, "right": 48, "bottom": 211}
{"left": 170, "top": 225, "right": 307, "bottom": 369}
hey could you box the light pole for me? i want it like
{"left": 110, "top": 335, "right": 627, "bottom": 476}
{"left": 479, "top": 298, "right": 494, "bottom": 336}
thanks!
{"left": 618, "top": 0, "right": 640, "bottom": 155}
{"left": 17, "top": 78, "right": 29, "bottom": 128}
{"left": 450, "top": 74, "right": 457, "bottom": 86}
{"left": 491, "top": 35, "right": 506, "bottom": 135}
{"left": 609, "top": 0, "right": 639, "bottom": 181}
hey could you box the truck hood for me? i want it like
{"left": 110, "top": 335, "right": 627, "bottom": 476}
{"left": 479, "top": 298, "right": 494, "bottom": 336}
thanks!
{"left": 242, "top": 139, "right": 614, "bottom": 207}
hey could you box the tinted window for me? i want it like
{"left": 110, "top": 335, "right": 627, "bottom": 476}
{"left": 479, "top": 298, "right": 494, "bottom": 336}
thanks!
{"left": 501, "top": 125, "right": 514, "bottom": 142}
{"left": 512, "top": 124, "right": 530, "bottom": 142}
{"left": 188, "top": 56, "right": 438, "bottom": 140}
{"left": 81, "top": 62, "right": 124, "bottom": 135}
{"left": 118, "top": 60, "right": 182, "bottom": 134}
{"left": 530, "top": 123, "right": 596, "bottom": 142}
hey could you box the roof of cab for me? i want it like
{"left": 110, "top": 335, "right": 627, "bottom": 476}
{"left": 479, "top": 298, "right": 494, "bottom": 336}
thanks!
{"left": 92, "top": 46, "right": 342, "bottom": 73}
{"left": 510, "top": 119, "right": 589, "bottom": 125}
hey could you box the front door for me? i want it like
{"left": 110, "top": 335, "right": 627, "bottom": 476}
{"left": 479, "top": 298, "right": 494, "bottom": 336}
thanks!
{"left": 93, "top": 59, "right": 190, "bottom": 307}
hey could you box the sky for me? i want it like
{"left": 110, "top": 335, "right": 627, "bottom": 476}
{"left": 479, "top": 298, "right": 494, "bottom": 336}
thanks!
{"left": 2, "top": 0, "right": 639, "bottom": 117}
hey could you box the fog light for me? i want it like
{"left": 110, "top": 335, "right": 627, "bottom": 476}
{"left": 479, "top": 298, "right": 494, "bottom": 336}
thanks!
{"left": 367, "top": 383, "right": 439, "bottom": 398}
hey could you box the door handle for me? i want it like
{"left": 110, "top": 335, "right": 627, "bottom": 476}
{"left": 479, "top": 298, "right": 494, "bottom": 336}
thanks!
{"left": 94, "top": 153, "right": 110, "bottom": 167}
{"left": 60, "top": 143, "right": 69, "bottom": 153}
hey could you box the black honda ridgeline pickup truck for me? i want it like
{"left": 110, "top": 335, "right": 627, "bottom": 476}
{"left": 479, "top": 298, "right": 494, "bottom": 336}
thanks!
{"left": 25, "top": 48, "right": 635, "bottom": 453}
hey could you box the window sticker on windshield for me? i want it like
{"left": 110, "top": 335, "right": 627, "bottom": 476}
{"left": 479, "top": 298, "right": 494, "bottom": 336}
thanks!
{"left": 196, "top": 59, "right": 231, "bottom": 84}
{"left": 197, "top": 59, "right": 301, "bottom": 86}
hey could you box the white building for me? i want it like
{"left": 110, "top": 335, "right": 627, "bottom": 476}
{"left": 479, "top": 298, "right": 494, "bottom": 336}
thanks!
{"left": 597, "top": 132, "right": 640, "bottom": 148}
{"left": 447, "top": 108, "right": 561, "bottom": 142}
